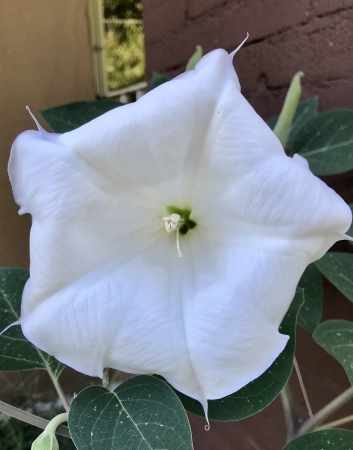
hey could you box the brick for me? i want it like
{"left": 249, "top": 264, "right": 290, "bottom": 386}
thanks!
{"left": 143, "top": 0, "right": 186, "bottom": 44}
{"left": 246, "top": 88, "right": 288, "bottom": 121}
{"left": 234, "top": 8, "right": 353, "bottom": 116}
{"left": 308, "top": 78, "right": 353, "bottom": 111}
{"left": 144, "top": 0, "right": 353, "bottom": 120}
{"left": 310, "top": 0, "right": 353, "bottom": 16}
{"left": 144, "top": 0, "right": 310, "bottom": 72}
{"left": 187, "top": 0, "right": 226, "bottom": 19}
{"left": 256, "top": 10, "right": 353, "bottom": 87}
{"left": 219, "top": 0, "right": 310, "bottom": 42}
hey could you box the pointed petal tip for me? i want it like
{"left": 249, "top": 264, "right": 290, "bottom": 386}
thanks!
{"left": 26, "top": 106, "right": 49, "bottom": 137}
{"left": 26, "top": 106, "right": 42, "bottom": 131}
{"left": 0, "top": 320, "right": 21, "bottom": 336}
{"left": 229, "top": 33, "right": 249, "bottom": 60}
{"left": 200, "top": 396, "right": 210, "bottom": 429}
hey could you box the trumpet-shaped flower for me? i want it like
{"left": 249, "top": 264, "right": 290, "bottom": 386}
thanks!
{"left": 9, "top": 49, "right": 351, "bottom": 416}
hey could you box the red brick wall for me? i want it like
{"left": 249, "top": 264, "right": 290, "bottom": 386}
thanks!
{"left": 142, "top": 0, "right": 353, "bottom": 119}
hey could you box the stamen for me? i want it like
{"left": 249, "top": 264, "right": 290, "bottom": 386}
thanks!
{"left": 163, "top": 214, "right": 183, "bottom": 257}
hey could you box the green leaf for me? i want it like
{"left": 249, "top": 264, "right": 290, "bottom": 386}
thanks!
{"left": 315, "top": 253, "right": 353, "bottom": 303}
{"left": 293, "top": 110, "right": 353, "bottom": 175}
{"left": 267, "top": 97, "right": 318, "bottom": 149}
{"left": 0, "top": 268, "right": 64, "bottom": 377}
{"left": 283, "top": 429, "right": 353, "bottom": 449}
{"left": 69, "top": 375, "right": 193, "bottom": 450}
{"left": 146, "top": 72, "right": 170, "bottom": 92}
{"left": 40, "top": 100, "right": 123, "bottom": 133}
{"left": 313, "top": 320, "right": 353, "bottom": 385}
{"left": 175, "top": 290, "right": 303, "bottom": 421}
{"left": 297, "top": 264, "right": 323, "bottom": 333}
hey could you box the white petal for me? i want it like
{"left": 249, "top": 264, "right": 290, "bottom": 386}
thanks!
{"left": 21, "top": 231, "right": 304, "bottom": 407}
{"left": 196, "top": 153, "right": 351, "bottom": 261}
{"left": 58, "top": 50, "right": 246, "bottom": 206}
{"left": 9, "top": 131, "right": 161, "bottom": 305}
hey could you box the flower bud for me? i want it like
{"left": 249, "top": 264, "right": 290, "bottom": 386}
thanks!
{"left": 31, "top": 413, "right": 67, "bottom": 450}
{"left": 31, "top": 431, "right": 59, "bottom": 450}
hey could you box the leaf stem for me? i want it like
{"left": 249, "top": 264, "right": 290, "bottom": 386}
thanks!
{"left": 280, "top": 382, "right": 301, "bottom": 441}
{"left": 0, "top": 400, "right": 70, "bottom": 438}
{"left": 297, "top": 385, "right": 353, "bottom": 435}
{"left": 315, "top": 413, "right": 353, "bottom": 431}
{"left": 47, "top": 369, "right": 70, "bottom": 412}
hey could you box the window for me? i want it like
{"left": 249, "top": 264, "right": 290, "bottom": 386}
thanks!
{"left": 88, "top": 0, "right": 147, "bottom": 101}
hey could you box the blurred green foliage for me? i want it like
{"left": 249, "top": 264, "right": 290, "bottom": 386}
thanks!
{"left": 104, "top": 0, "right": 142, "bottom": 19}
{"left": 104, "top": 0, "right": 145, "bottom": 90}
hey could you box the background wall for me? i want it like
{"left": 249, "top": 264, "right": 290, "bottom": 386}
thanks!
{"left": 143, "top": 0, "right": 353, "bottom": 118}
{"left": 0, "top": 0, "right": 95, "bottom": 267}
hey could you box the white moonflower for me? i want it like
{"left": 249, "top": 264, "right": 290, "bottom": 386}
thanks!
{"left": 9, "top": 48, "right": 351, "bottom": 417}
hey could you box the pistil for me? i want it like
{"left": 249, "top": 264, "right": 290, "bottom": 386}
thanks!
{"left": 163, "top": 213, "right": 183, "bottom": 257}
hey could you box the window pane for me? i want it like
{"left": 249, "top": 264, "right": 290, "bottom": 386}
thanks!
{"left": 103, "top": 0, "right": 145, "bottom": 90}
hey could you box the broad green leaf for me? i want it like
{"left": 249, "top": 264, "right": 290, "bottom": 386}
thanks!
{"left": 313, "top": 320, "right": 353, "bottom": 385}
{"left": 0, "top": 268, "right": 64, "bottom": 377}
{"left": 297, "top": 264, "right": 323, "bottom": 333}
{"left": 175, "top": 290, "right": 303, "bottom": 421}
{"left": 69, "top": 375, "right": 193, "bottom": 450}
{"left": 293, "top": 110, "right": 353, "bottom": 175}
{"left": 146, "top": 72, "right": 170, "bottom": 92}
{"left": 315, "top": 253, "right": 353, "bottom": 303}
{"left": 40, "top": 100, "right": 123, "bottom": 133}
{"left": 283, "top": 429, "right": 353, "bottom": 450}
{"left": 267, "top": 97, "right": 318, "bottom": 149}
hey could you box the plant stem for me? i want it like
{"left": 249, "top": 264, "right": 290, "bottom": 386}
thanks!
{"left": 297, "top": 386, "right": 353, "bottom": 436}
{"left": 294, "top": 357, "right": 313, "bottom": 418}
{"left": 280, "top": 382, "right": 301, "bottom": 441}
{"left": 103, "top": 368, "right": 109, "bottom": 388}
{"left": 47, "top": 369, "right": 70, "bottom": 412}
{"left": 45, "top": 412, "right": 68, "bottom": 433}
{"left": 0, "top": 400, "right": 70, "bottom": 438}
{"left": 315, "top": 413, "right": 353, "bottom": 431}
